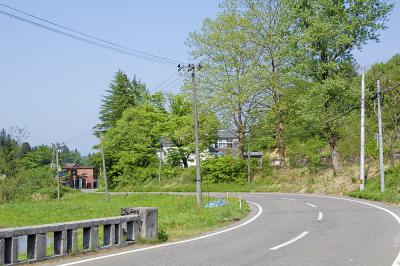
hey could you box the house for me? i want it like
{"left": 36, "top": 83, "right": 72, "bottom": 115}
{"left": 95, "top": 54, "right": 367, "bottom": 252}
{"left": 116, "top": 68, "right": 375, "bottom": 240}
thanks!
{"left": 64, "top": 163, "right": 97, "bottom": 189}
{"left": 212, "top": 129, "right": 239, "bottom": 156}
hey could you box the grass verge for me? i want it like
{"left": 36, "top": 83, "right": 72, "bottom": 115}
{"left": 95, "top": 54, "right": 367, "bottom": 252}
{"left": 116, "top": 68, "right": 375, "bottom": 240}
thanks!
{"left": 347, "top": 165, "right": 400, "bottom": 204}
{"left": 0, "top": 192, "right": 249, "bottom": 241}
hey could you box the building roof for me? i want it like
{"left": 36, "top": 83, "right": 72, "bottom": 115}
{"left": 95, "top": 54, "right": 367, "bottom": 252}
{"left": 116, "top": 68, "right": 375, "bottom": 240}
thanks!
{"left": 218, "top": 129, "right": 237, "bottom": 139}
{"left": 64, "top": 163, "right": 95, "bottom": 170}
{"left": 64, "top": 163, "right": 79, "bottom": 169}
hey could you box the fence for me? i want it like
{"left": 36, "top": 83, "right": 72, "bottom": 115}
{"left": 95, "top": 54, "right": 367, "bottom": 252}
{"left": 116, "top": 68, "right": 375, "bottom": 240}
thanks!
{"left": 0, "top": 207, "right": 158, "bottom": 265}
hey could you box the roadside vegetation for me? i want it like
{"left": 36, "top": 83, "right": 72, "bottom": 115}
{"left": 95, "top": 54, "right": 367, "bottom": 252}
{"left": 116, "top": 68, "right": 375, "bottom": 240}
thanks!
{"left": 0, "top": 192, "right": 249, "bottom": 241}
{"left": 348, "top": 165, "right": 400, "bottom": 203}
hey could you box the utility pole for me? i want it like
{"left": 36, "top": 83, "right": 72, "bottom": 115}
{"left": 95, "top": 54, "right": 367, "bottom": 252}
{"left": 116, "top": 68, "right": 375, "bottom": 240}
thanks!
{"left": 360, "top": 66, "right": 366, "bottom": 191}
{"left": 56, "top": 144, "right": 60, "bottom": 200}
{"left": 99, "top": 131, "right": 110, "bottom": 204}
{"left": 158, "top": 138, "right": 162, "bottom": 182}
{"left": 178, "top": 63, "right": 202, "bottom": 206}
{"left": 377, "top": 80, "right": 385, "bottom": 193}
{"left": 247, "top": 133, "right": 251, "bottom": 184}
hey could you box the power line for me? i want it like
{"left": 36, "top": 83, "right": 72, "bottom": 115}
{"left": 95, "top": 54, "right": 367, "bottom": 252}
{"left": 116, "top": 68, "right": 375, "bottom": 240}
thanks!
{"left": 0, "top": 9, "right": 179, "bottom": 66}
{"left": 158, "top": 76, "right": 182, "bottom": 92}
{"left": 164, "top": 80, "right": 185, "bottom": 94}
{"left": 383, "top": 82, "right": 400, "bottom": 94}
{"left": 0, "top": 3, "right": 183, "bottom": 65}
{"left": 153, "top": 71, "right": 180, "bottom": 91}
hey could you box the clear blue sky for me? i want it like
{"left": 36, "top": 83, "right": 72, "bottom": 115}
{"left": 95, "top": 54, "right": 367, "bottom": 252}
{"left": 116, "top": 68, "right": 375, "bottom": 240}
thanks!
{"left": 0, "top": 1, "right": 399, "bottom": 155}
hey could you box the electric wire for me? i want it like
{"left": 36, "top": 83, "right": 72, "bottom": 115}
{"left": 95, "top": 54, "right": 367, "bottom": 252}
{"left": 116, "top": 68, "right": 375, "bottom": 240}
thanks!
{"left": 0, "top": 9, "right": 178, "bottom": 66}
{"left": 0, "top": 3, "right": 183, "bottom": 65}
{"left": 158, "top": 76, "right": 182, "bottom": 92}
{"left": 153, "top": 71, "right": 180, "bottom": 91}
{"left": 164, "top": 80, "right": 185, "bottom": 94}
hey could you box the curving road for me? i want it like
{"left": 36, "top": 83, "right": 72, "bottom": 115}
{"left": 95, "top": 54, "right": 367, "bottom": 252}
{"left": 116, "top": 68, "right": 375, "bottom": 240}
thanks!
{"left": 53, "top": 193, "right": 400, "bottom": 266}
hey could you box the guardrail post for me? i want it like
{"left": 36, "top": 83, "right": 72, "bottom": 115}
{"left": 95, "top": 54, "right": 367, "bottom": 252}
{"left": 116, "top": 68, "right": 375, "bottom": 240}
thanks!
{"left": 27, "top": 233, "right": 47, "bottom": 260}
{"left": 4, "top": 237, "right": 18, "bottom": 264}
{"left": 83, "top": 227, "right": 99, "bottom": 250}
{"left": 126, "top": 221, "right": 139, "bottom": 242}
{"left": 103, "top": 224, "right": 111, "bottom": 246}
{"left": 0, "top": 239, "right": 4, "bottom": 265}
{"left": 54, "top": 231, "right": 68, "bottom": 255}
{"left": 67, "top": 229, "right": 78, "bottom": 253}
{"left": 115, "top": 224, "right": 122, "bottom": 245}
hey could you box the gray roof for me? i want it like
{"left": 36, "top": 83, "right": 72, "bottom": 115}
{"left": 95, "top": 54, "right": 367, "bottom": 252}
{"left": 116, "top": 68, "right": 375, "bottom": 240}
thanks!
{"left": 218, "top": 129, "right": 237, "bottom": 139}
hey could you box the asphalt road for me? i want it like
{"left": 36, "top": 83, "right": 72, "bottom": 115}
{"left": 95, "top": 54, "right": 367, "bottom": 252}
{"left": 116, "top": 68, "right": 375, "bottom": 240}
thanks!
{"left": 53, "top": 193, "right": 400, "bottom": 266}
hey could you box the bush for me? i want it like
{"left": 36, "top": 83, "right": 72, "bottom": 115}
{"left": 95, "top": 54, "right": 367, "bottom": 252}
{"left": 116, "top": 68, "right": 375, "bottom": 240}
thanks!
{"left": 202, "top": 156, "right": 248, "bottom": 184}
{"left": 0, "top": 166, "right": 56, "bottom": 203}
{"left": 287, "top": 137, "right": 330, "bottom": 169}
{"left": 387, "top": 165, "right": 400, "bottom": 192}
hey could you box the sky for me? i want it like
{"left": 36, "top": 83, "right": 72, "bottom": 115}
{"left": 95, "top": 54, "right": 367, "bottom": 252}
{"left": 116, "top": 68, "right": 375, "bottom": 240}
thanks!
{"left": 0, "top": 1, "right": 399, "bottom": 155}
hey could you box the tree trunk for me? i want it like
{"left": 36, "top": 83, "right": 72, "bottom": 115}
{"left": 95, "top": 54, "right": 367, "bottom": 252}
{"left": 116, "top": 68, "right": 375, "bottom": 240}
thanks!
{"left": 329, "top": 134, "right": 342, "bottom": 175}
{"left": 182, "top": 156, "right": 188, "bottom": 168}
{"left": 238, "top": 128, "right": 245, "bottom": 158}
{"left": 276, "top": 114, "right": 286, "bottom": 168}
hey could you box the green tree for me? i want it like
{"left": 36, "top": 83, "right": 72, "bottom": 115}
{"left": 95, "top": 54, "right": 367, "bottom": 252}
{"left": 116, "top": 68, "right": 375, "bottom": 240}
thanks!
{"left": 366, "top": 54, "right": 400, "bottom": 166}
{"left": 187, "top": 1, "right": 264, "bottom": 157}
{"left": 164, "top": 94, "right": 219, "bottom": 167}
{"left": 99, "top": 70, "right": 148, "bottom": 129}
{"left": 19, "top": 145, "right": 52, "bottom": 169}
{"left": 287, "top": 0, "right": 393, "bottom": 174}
{"left": 0, "top": 129, "right": 18, "bottom": 176}
{"left": 241, "top": 0, "right": 295, "bottom": 166}
{"left": 103, "top": 104, "right": 167, "bottom": 186}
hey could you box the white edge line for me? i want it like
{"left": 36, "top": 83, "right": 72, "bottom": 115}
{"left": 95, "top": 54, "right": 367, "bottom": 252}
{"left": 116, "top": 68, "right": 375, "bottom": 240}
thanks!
{"left": 58, "top": 201, "right": 263, "bottom": 266}
{"left": 270, "top": 231, "right": 309, "bottom": 251}
{"left": 306, "top": 203, "right": 317, "bottom": 208}
{"left": 317, "top": 211, "right": 323, "bottom": 221}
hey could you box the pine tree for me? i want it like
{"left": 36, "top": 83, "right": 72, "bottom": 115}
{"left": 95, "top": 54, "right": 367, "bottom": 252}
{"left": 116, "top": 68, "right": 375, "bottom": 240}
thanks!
{"left": 99, "top": 70, "right": 148, "bottom": 129}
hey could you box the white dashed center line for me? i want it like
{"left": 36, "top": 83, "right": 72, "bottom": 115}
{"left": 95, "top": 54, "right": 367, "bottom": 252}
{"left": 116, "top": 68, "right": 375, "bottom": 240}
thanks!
{"left": 270, "top": 231, "right": 309, "bottom": 251}
{"left": 306, "top": 203, "right": 317, "bottom": 208}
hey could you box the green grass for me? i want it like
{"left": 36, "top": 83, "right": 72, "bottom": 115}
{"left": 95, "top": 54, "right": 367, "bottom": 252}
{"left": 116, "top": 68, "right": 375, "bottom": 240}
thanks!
{"left": 347, "top": 166, "right": 400, "bottom": 203}
{"left": 0, "top": 192, "right": 249, "bottom": 241}
{"left": 112, "top": 180, "right": 302, "bottom": 193}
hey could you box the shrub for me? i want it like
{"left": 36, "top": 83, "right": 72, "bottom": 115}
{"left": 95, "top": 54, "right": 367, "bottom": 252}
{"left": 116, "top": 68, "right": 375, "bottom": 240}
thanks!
{"left": 0, "top": 166, "right": 55, "bottom": 203}
{"left": 387, "top": 165, "right": 400, "bottom": 192}
{"left": 202, "top": 156, "right": 248, "bottom": 184}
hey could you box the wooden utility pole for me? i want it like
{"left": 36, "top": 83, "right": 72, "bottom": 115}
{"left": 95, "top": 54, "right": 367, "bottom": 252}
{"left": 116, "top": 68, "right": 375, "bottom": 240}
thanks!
{"left": 247, "top": 134, "right": 251, "bottom": 184}
{"left": 56, "top": 144, "right": 60, "bottom": 200}
{"left": 360, "top": 66, "right": 366, "bottom": 191}
{"left": 158, "top": 138, "right": 163, "bottom": 182}
{"left": 99, "top": 131, "right": 110, "bottom": 204}
{"left": 377, "top": 80, "right": 385, "bottom": 193}
{"left": 178, "top": 63, "right": 202, "bottom": 206}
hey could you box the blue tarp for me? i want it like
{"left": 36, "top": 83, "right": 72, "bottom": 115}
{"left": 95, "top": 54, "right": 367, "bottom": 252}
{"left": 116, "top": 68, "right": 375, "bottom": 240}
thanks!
{"left": 204, "top": 199, "right": 228, "bottom": 208}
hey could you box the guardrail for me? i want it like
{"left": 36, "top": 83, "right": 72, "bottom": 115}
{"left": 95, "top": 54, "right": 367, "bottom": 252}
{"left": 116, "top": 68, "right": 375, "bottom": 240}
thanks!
{"left": 0, "top": 207, "right": 158, "bottom": 265}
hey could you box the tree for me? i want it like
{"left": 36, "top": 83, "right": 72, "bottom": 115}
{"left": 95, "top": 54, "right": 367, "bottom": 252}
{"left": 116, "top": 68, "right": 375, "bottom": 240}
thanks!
{"left": 241, "top": 0, "right": 294, "bottom": 166}
{"left": 103, "top": 104, "right": 167, "bottom": 186}
{"left": 164, "top": 94, "right": 219, "bottom": 167}
{"left": 287, "top": 0, "right": 393, "bottom": 174}
{"left": 187, "top": 1, "right": 265, "bottom": 157}
{"left": 366, "top": 54, "right": 400, "bottom": 166}
{"left": 99, "top": 70, "right": 148, "bottom": 129}
{"left": 0, "top": 129, "right": 18, "bottom": 176}
{"left": 19, "top": 145, "right": 52, "bottom": 169}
